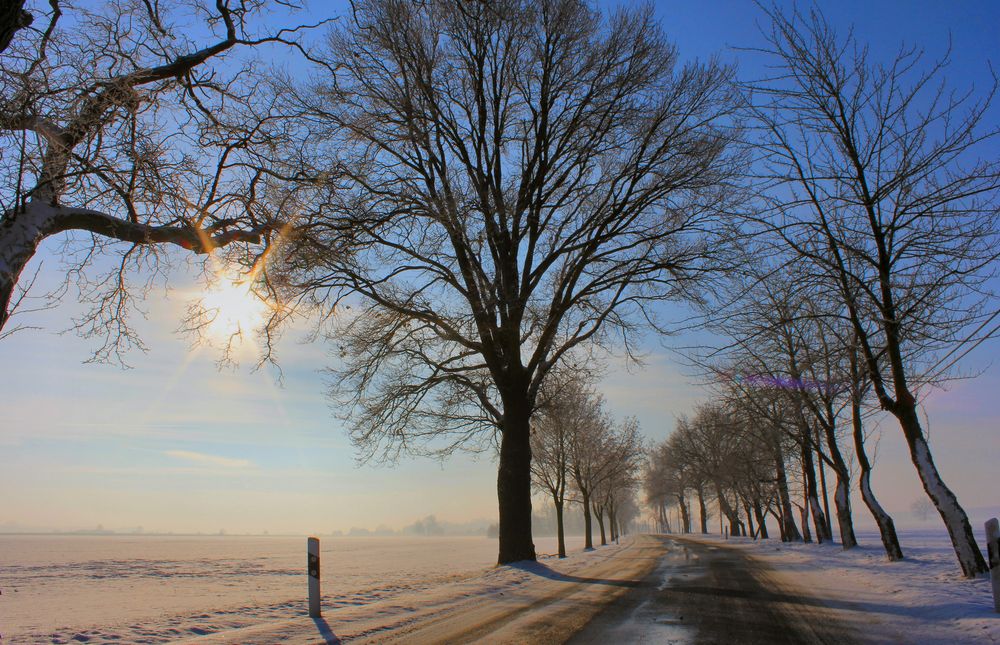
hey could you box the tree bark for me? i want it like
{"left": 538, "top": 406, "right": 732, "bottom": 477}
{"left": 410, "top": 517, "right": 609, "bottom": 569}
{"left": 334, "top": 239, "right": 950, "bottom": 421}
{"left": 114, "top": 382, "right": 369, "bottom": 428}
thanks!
{"left": 815, "top": 431, "right": 834, "bottom": 539}
{"left": 677, "top": 492, "right": 691, "bottom": 534}
{"left": 595, "top": 504, "right": 607, "bottom": 546}
{"left": 555, "top": 499, "right": 566, "bottom": 558}
{"left": 851, "top": 397, "right": 903, "bottom": 560}
{"left": 897, "top": 403, "right": 986, "bottom": 576}
{"left": 819, "top": 416, "right": 858, "bottom": 549}
{"left": 0, "top": 209, "right": 43, "bottom": 330}
{"left": 0, "top": 0, "right": 31, "bottom": 54}
{"left": 771, "top": 437, "right": 801, "bottom": 541}
{"left": 716, "top": 487, "right": 742, "bottom": 537}
{"left": 742, "top": 498, "right": 756, "bottom": 538}
{"left": 497, "top": 398, "right": 536, "bottom": 564}
{"left": 801, "top": 433, "right": 831, "bottom": 543}
{"left": 608, "top": 497, "right": 618, "bottom": 543}
{"left": 582, "top": 490, "right": 594, "bottom": 549}
{"left": 753, "top": 501, "right": 768, "bottom": 539}
{"left": 660, "top": 501, "right": 672, "bottom": 534}
{"left": 697, "top": 485, "right": 709, "bottom": 534}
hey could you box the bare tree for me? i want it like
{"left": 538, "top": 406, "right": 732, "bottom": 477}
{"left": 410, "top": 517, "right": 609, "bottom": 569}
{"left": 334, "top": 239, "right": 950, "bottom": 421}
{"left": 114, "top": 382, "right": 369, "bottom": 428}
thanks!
{"left": 846, "top": 335, "right": 903, "bottom": 560}
{"left": 724, "top": 382, "right": 802, "bottom": 542}
{"left": 748, "top": 5, "right": 998, "bottom": 576}
{"left": 0, "top": 1, "right": 323, "bottom": 356}
{"left": 670, "top": 405, "right": 752, "bottom": 538}
{"left": 696, "top": 242, "right": 907, "bottom": 555}
{"left": 591, "top": 415, "right": 644, "bottom": 546}
{"left": 568, "top": 392, "right": 612, "bottom": 551}
{"left": 282, "top": 0, "right": 741, "bottom": 563}
{"left": 647, "top": 442, "right": 687, "bottom": 533}
{"left": 530, "top": 371, "right": 595, "bottom": 558}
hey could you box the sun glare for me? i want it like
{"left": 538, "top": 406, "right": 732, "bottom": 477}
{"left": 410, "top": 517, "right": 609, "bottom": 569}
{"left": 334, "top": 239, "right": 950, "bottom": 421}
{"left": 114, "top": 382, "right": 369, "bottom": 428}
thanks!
{"left": 200, "top": 273, "right": 267, "bottom": 342}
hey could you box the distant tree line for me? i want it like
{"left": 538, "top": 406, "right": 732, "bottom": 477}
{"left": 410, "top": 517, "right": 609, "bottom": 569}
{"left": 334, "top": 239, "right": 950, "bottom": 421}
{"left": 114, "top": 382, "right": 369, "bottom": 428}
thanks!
{"left": 530, "top": 372, "right": 645, "bottom": 557}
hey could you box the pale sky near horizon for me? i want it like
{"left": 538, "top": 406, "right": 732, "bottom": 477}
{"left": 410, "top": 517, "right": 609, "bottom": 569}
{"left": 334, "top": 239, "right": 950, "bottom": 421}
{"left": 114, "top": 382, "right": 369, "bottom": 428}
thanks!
{"left": 1, "top": 0, "right": 998, "bottom": 536}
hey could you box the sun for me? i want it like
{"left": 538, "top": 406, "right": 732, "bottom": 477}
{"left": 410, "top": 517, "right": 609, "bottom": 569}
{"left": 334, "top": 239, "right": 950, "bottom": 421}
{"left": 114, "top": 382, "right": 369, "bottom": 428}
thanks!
{"left": 200, "top": 272, "right": 267, "bottom": 342}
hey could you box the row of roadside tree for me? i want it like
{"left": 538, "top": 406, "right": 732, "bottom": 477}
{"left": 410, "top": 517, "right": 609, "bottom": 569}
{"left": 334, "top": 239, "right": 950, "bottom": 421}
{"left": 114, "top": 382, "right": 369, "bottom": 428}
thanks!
{"left": 1, "top": 1, "right": 996, "bottom": 571}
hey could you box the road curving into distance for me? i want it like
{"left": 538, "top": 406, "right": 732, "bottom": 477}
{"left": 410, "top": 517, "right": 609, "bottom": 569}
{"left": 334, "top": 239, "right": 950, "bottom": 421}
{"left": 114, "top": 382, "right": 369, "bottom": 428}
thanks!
{"left": 568, "top": 535, "right": 862, "bottom": 644}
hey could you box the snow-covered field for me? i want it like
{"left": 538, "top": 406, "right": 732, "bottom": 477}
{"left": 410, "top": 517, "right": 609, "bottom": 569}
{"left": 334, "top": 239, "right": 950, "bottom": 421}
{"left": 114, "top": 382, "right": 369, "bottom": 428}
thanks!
{"left": 0, "top": 534, "right": 593, "bottom": 643}
{"left": 2, "top": 528, "right": 998, "bottom": 643}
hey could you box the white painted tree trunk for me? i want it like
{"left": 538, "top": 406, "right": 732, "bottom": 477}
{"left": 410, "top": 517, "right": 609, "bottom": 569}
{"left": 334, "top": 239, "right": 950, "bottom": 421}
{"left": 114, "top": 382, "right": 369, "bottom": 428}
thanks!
{"left": 833, "top": 477, "right": 857, "bottom": 549}
{"left": 808, "top": 494, "right": 829, "bottom": 543}
{"left": 859, "top": 471, "right": 904, "bottom": 561}
{"left": 905, "top": 420, "right": 987, "bottom": 577}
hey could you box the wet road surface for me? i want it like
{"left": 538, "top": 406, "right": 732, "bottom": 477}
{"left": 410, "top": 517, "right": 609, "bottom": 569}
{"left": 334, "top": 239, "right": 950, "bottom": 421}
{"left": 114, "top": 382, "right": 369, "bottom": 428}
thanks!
{"left": 568, "top": 536, "right": 861, "bottom": 644}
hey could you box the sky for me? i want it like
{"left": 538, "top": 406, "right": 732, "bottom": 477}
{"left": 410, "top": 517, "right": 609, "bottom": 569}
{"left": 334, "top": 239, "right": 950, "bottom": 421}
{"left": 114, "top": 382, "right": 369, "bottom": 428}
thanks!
{"left": 1, "top": 0, "right": 999, "bottom": 536}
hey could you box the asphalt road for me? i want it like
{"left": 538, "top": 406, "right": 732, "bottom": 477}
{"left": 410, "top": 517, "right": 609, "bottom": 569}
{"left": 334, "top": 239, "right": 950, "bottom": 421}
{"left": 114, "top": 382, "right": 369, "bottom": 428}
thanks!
{"left": 568, "top": 535, "right": 861, "bottom": 645}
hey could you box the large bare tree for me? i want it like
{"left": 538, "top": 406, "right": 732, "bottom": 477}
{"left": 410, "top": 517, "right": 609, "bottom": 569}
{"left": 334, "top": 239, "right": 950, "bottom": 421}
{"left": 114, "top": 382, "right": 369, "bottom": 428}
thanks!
{"left": 283, "top": 0, "right": 741, "bottom": 562}
{"left": 0, "top": 0, "right": 322, "bottom": 353}
{"left": 748, "top": 6, "right": 998, "bottom": 576}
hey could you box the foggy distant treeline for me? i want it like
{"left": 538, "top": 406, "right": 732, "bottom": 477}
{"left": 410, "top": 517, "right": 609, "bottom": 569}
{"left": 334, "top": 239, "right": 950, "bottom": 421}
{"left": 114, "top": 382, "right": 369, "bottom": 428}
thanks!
{"left": 334, "top": 515, "right": 490, "bottom": 538}
{"left": 335, "top": 505, "right": 599, "bottom": 539}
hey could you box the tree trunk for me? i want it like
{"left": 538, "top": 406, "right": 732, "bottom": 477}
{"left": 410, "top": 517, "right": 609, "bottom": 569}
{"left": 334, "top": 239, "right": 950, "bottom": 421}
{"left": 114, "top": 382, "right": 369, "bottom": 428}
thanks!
{"left": 0, "top": 207, "right": 47, "bottom": 330}
{"left": 697, "top": 485, "right": 709, "bottom": 534}
{"left": 754, "top": 501, "right": 769, "bottom": 539}
{"left": 801, "top": 435, "right": 831, "bottom": 543}
{"left": 595, "top": 503, "right": 608, "bottom": 546}
{"left": 677, "top": 492, "right": 691, "bottom": 534}
{"left": 771, "top": 438, "right": 801, "bottom": 541}
{"left": 819, "top": 417, "right": 858, "bottom": 549}
{"left": 716, "top": 487, "right": 742, "bottom": 537}
{"left": 555, "top": 499, "right": 566, "bottom": 558}
{"left": 742, "top": 498, "right": 756, "bottom": 538}
{"left": 582, "top": 490, "right": 594, "bottom": 549}
{"left": 831, "top": 476, "right": 856, "bottom": 548}
{"left": 608, "top": 498, "right": 619, "bottom": 543}
{"left": 815, "top": 430, "right": 834, "bottom": 539}
{"left": 851, "top": 396, "right": 903, "bottom": 561}
{"left": 0, "top": 0, "right": 32, "bottom": 55}
{"left": 896, "top": 403, "right": 987, "bottom": 577}
{"left": 497, "top": 400, "right": 536, "bottom": 564}
{"left": 799, "top": 504, "right": 812, "bottom": 543}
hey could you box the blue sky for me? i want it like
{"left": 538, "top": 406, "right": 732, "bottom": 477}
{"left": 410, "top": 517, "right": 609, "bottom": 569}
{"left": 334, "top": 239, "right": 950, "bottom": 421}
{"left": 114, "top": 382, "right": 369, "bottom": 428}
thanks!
{"left": 1, "top": 0, "right": 998, "bottom": 535}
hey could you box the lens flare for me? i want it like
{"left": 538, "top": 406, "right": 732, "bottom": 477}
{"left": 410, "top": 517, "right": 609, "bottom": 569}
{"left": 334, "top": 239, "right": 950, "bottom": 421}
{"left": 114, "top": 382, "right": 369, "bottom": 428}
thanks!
{"left": 200, "top": 272, "right": 266, "bottom": 342}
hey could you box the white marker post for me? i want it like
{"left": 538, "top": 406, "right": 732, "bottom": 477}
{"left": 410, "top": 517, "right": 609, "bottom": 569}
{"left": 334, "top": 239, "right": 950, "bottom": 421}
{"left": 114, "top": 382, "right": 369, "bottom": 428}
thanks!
{"left": 986, "top": 519, "right": 1000, "bottom": 613}
{"left": 308, "top": 536, "right": 321, "bottom": 618}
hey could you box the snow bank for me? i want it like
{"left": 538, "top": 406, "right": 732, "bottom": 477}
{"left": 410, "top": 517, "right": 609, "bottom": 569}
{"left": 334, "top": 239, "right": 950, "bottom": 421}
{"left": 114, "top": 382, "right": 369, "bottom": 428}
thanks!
{"left": 682, "top": 528, "right": 999, "bottom": 644}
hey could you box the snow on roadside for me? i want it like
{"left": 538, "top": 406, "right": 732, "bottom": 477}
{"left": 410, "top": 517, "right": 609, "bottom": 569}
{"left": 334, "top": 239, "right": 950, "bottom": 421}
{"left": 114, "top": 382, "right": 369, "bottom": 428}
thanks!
{"left": 180, "top": 535, "right": 647, "bottom": 644}
{"left": 1, "top": 535, "right": 643, "bottom": 644}
{"left": 684, "top": 528, "right": 999, "bottom": 644}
